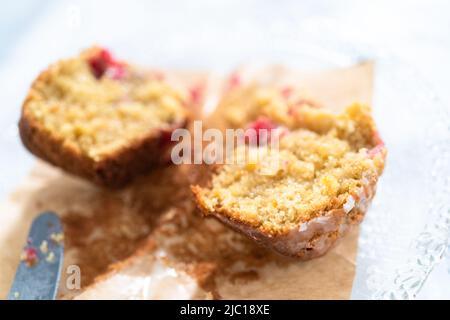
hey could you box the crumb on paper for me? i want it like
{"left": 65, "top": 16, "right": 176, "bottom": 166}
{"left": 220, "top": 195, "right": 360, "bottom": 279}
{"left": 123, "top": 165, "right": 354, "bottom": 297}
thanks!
{"left": 39, "top": 240, "right": 49, "bottom": 254}
{"left": 205, "top": 292, "right": 214, "bottom": 300}
{"left": 20, "top": 247, "right": 38, "bottom": 267}
{"left": 13, "top": 291, "right": 20, "bottom": 299}
{"left": 50, "top": 232, "right": 64, "bottom": 244}
{"left": 46, "top": 251, "right": 55, "bottom": 263}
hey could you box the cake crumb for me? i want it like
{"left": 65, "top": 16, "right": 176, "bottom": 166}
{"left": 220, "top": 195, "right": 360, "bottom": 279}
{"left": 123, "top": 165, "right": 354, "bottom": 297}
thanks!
{"left": 39, "top": 240, "right": 49, "bottom": 254}
{"left": 46, "top": 251, "right": 55, "bottom": 263}
{"left": 204, "top": 292, "right": 214, "bottom": 300}
{"left": 50, "top": 232, "right": 64, "bottom": 244}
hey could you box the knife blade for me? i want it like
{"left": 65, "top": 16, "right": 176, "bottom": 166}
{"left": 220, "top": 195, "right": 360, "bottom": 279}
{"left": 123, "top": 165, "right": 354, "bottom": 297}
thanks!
{"left": 8, "top": 212, "right": 64, "bottom": 300}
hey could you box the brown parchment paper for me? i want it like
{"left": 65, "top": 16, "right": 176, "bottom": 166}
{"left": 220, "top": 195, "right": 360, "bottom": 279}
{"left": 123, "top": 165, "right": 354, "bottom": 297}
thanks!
{"left": 0, "top": 62, "right": 374, "bottom": 300}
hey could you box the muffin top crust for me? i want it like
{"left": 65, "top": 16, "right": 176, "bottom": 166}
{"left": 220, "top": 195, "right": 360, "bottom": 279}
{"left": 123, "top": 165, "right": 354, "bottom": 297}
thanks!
{"left": 23, "top": 47, "right": 187, "bottom": 161}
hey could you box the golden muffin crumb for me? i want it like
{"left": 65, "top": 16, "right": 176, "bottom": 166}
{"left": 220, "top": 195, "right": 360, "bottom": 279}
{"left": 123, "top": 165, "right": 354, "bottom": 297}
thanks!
{"left": 194, "top": 103, "right": 386, "bottom": 235}
{"left": 24, "top": 47, "right": 187, "bottom": 162}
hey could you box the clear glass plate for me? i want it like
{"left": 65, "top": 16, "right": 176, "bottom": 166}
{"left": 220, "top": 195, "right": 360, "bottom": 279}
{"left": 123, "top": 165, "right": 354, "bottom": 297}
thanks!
{"left": 178, "top": 31, "right": 450, "bottom": 298}
{"left": 1, "top": 1, "right": 449, "bottom": 299}
{"left": 348, "top": 53, "right": 450, "bottom": 299}
{"left": 224, "top": 41, "right": 450, "bottom": 299}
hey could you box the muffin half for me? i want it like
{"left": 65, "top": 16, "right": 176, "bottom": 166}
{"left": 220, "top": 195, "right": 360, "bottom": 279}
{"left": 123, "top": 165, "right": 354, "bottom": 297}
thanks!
{"left": 19, "top": 47, "right": 189, "bottom": 188}
{"left": 192, "top": 103, "right": 386, "bottom": 259}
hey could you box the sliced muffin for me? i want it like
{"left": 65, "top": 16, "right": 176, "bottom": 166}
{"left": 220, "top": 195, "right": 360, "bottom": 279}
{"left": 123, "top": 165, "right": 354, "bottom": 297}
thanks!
{"left": 193, "top": 103, "right": 386, "bottom": 259}
{"left": 19, "top": 47, "right": 189, "bottom": 188}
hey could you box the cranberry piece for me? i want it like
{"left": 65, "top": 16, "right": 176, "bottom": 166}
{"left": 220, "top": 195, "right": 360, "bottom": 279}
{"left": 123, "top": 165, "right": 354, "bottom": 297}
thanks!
{"left": 245, "top": 117, "right": 284, "bottom": 146}
{"left": 23, "top": 247, "right": 38, "bottom": 267}
{"left": 368, "top": 144, "right": 385, "bottom": 158}
{"left": 88, "top": 48, "right": 125, "bottom": 79}
{"left": 372, "top": 131, "right": 385, "bottom": 146}
{"left": 152, "top": 70, "right": 165, "bottom": 81}
{"left": 89, "top": 49, "right": 112, "bottom": 78}
{"left": 281, "top": 86, "right": 293, "bottom": 99}
{"left": 105, "top": 64, "right": 126, "bottom": 80}
{"left": 248, "top": 117, "right": 277, "bottom": 131}
{"left": 189, "top": 84, "right": 204, "bottom": 105}
{"left": 368, "top": 131, "right": 385, "bottom": 158}
{"left": 227, "top": 72, "right": 241, "bottom": 90}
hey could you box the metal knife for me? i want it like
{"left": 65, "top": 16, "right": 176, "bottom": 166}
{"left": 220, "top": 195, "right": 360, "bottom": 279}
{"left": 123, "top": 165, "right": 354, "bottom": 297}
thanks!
{"left": 8, "top": 212, "right": 64, "bottom": 300}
